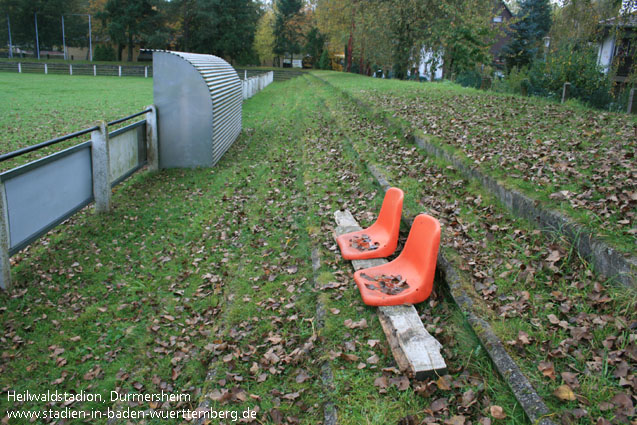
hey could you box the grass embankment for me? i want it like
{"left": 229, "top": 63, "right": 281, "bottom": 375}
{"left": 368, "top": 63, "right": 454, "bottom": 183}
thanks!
{"left": 0, "top": 73, "right": 153, "bottom": 172}
{"left": 314, "top": 72, "right": 637, "bottom": 257}
{"left": 0, "top": 75, "right": 525, "bottom": 424}
{"left": 311, "top": 72, "right": 636, "bottom": 424}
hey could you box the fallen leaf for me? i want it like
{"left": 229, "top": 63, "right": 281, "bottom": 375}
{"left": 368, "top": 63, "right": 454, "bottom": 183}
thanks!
{"left": 295, "top": 370, "right": 310, "bottom": 384}
{"left": 554, "top": 385, "right": 576, "bottom": 401}
{"left": 489, "top": 405, "right": 506, "bottom": 420}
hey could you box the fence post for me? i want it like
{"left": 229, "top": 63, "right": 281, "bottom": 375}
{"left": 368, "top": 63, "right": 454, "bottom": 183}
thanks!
{"left": 17, "top": 63, "right": 21, "bottom": 73}
{"left": 145, "top": 66, "right": 148, "bottom": 78}
{"left": 118, "top": 66, "right": 121, "bottom": 77}
{"left": 91, "top": 122, "right": 111, "bottom": 213}
{"left": 0, "top": 182, "right": 11, "bottom": 290}
{"left": 561, "top": 82, "right": 570, "bottom": 104}
{"left": 145, "top": 105, "right": 159, "bottom": 171}
{"left": 628, "top": 88, "right": 636, "bottom": 114}
{"left": 44, "top": 63, "right": 47, "bottom": 74}
{"left": 93, "top": 64, "right": 96, "bottom": 77}
{"left": 69, "top": 64, "right": 73, "bottom": 76}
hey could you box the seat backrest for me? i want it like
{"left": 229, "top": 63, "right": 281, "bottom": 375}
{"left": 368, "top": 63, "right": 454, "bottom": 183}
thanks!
{"left": 399, "top": 214, "right": 440, "bottom": 274}
{"left": 372, "top": 187, "right": 404, "bottom": 236}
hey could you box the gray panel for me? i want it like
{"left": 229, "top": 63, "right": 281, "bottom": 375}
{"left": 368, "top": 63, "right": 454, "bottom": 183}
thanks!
{"left": 154, "top": 52, "right": 214, "bottom": 168}
{"left": 2, "top": 143, "right": 93, "bottom": 253}
{"left": 153, "top": 50, "right": 242, "bottom": 169}
{"left": 109, "top": 122, "right": 146, "bottom": 184}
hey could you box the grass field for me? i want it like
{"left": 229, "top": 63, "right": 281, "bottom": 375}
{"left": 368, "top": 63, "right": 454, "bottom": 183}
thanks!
{"left": 0, "top": 72, "right": 634, "bottom": 424}
{"left": 0, "top": 73, "right": 152, "bottom": 171}
{"left": 310, "top": 73, "right": 636, "bottom": 423}
{"left": 0, "top": 74, "right": 529, "bottom": 424}
{"left": 314, "top": 73, "right": 637, "bottom": 256}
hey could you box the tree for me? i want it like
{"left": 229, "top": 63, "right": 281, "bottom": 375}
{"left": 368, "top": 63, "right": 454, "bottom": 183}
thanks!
{"left": 187, "top": 0, "right": 260, "bottom": 63}
{"left": 315, "top": 0, "right": 353, "bottom": 55}
{"left": 435, "top": 0, "right": 495, "bottom": 77}
{"left": 318, "top": 48, "right": 331, "bottom": 69}
{"left": 305, "top": 27, "right": 326, "bottom": 67}
{"left": 274, "top": 0, "right": 303, "bottom": 66}
{"left": 254, "top": 8, "right": 276, "bottom": 65}
{"left": 504, "top": 0, "right": 552, "bottom": 69}
{"left": 0, "top": 0, "right": 85, "bottom": 52}
{"left": 168, "top": 0, "right": 198, "bottom": 52}
{"left": 97, "top": 0, "right": 158, "bottom": 61}
{"left": 314, "top": 0, "right": 498, "bottom": 78}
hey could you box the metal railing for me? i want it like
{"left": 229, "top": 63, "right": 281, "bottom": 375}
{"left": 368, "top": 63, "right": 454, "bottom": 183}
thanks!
{"left": 0, "top": 107, "right": 158, "bottom": 289}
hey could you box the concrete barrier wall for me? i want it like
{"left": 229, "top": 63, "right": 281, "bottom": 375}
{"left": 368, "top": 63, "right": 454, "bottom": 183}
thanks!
{"left": 0, "top": 108, "right": 158, "bottom": 290}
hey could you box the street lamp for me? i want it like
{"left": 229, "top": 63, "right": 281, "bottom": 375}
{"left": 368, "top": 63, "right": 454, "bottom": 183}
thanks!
{"left": 62, "top": 13, "right": 93, "bottom": 61}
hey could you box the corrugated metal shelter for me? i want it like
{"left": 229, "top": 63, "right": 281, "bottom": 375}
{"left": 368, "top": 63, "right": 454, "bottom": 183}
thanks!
{"left": 153, "top": 50, "right": 242, "bottom": 168}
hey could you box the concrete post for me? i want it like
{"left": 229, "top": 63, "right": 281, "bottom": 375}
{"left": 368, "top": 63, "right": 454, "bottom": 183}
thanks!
{"left": 118, "top": 65, "right": 121, "bottom": 77}
{"left": 44, "top": 63, "right": 47, "bottom": 74}
{"left": 70, "top": 64, "right": 73, "bottom": 75}
{"left": 561, "top": 82, "right": 570, "bottom": 104}
{"left": 145, "top": 66, "right": 148, "bottom": 78}
{"left": 628, "top": 88, "right": 636, "bottom": 114}
{"left": 91, "top": 122, "right": 111, "bottom": 213}
{"left": 0, "top": 183, "right": 11, "bottom": 290}
{"left": 145, "top": 105, "right": 159, "bottom": 171}
{"left": 17, "top": 63, "right": 21, "bottom": 73}
{"left": 93, "top": 64, "right": 96, "bottom": 76}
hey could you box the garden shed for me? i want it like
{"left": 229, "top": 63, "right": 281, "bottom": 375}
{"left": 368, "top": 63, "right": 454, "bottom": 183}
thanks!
{"left": 153, "top": 50, "right": 242, "bottom": 168}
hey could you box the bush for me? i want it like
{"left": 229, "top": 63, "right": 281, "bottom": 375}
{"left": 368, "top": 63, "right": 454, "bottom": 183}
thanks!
{"left": 455, "top": 70, "right": 482, "bottom": 89}
{"left": 93, "top": 44, "right": 116, "bottom": 62}
{"left": 318, "top": 49, "right": 331, "bottom": 70}
{"left": 527, "top": 44, "right": 612, "bottom": 108}
{"left": 492, "top": 66, "right": 531, "bottom": 94}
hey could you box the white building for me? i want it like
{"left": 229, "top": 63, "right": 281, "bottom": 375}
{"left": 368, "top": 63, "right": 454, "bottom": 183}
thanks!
{"left": 597, "top": 0, "right": 637, "bottom": 79}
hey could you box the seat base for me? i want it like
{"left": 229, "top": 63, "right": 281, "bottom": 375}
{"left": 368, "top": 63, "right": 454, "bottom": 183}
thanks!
{"left": 353, "top": 266, "right": 430, "bottom": 306}
{"left": 336, "top": 230, "right": 395, "bottom": 260}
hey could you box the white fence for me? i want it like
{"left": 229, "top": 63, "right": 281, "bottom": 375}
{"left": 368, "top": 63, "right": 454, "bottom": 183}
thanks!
{"left": 0, "top": 62, "right": 152, "bottom": 77}
{"left": 242, "top": 71, "right": 274, "bottom": 100}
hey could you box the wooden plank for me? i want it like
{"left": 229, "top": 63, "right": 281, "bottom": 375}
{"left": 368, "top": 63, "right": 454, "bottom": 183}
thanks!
{"left": 334, "top": 210, "right": 447, "bottom": 379}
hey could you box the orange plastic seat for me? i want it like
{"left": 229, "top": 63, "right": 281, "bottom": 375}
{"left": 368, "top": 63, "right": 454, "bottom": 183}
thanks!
{"left": 353, "top": 214, "right": 440, "bottom": 306}
{"left": 336, "top": 187, "right": 404, "bottom": 260}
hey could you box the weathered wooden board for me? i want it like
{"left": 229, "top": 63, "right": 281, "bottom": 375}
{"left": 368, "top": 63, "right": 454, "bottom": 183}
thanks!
{"left": 334, "top": 210, "right": 447, "bottom": 379}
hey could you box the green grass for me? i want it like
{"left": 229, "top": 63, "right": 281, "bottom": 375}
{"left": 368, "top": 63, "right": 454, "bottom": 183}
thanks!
{"left": 313, "top": 71, "right": 637, "bottom": 256}
{"left": 0, "top": 74, "right": 529, "bottom": 424}
{"left": 310, "top": 72, "right": 636, "bottom": 424}
{"left": 0, "top": 73, "right": 152, "bottom": 171}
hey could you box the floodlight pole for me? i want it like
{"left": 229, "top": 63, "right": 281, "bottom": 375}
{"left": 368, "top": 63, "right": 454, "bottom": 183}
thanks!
{"left": 88, "top": 14, "right": 92, "bottom": 61}
{"left": 7, "top": 15, "right": 12, "bottom": 58}
{"left": 65, "top": 14, "right": 93, "bottom": 61}
{"left": 35, "top": 12, "right": 40, "bottom": 59}
{"left": 62, "top": 15, "right": 66, "bottom": 60}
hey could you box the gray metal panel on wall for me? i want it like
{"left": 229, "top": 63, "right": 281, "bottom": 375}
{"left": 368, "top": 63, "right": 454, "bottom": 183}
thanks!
{"left": 152, "top": 50, "right": 242, "bottom": 168}
{"left": 0, "top": 142, "right": 93, "bottom": 254}
{"left": 154, "top": 52, "right": 214, "bottom": 168}
{"left": 108, "top": 121, "right": 147, "bottom": 184}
